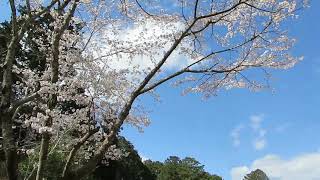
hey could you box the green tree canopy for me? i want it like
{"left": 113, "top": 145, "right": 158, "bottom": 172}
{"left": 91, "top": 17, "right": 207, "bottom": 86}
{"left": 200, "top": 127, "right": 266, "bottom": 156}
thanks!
{"left": 145, "top": 156, "right": 222, "bottom": 180}
{"left": 93, "top": 136, "right": 155, "bottom": 180}
{"left": 243, "top": 169, "right": 269, "bottom": 180}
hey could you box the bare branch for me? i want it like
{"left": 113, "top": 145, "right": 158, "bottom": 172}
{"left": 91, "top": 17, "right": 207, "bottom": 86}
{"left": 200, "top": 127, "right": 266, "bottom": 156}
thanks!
{"left": 196, "top": 1, "right": 244, "bottom": 21}
{"left": 243, "top": 2, "right": 277, "bottom": 13}
{"left": 194, "top": 0, "right": 200, "bottom": 19}
{"left": 135, "top": 0, "right": 154, "bottom": 16}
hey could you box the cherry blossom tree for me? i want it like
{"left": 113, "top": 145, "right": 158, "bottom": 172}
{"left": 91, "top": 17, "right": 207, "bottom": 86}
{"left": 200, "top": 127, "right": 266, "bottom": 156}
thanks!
{"left": 0, "top": 0, "right": 307, "bottom": 179}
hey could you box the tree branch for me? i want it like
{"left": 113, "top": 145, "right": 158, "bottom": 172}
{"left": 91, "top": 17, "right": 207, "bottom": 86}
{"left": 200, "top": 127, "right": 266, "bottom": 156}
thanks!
{"left": 36, "top": 1, "right": 80, "bottom": 179}
{"left": 139, "top": 18, "right": 273, "bottom": 94}
{"left": 65, "top": 1, "right": 274, "bottom": 179}
{"left": 243, "top": 2, "right": 277, "bottom": 13}
{"left": 195, "top": 1, "right": 244, "bottom": 21}
{"left": 62, "top": 127, "right": 99, "bottom": 177}
{"left": 135, "top": 0, "right": 153, "bottom": 16}
{"left": 67, "top": 9, "right": 199, "bottom": 180}
{"left": 194, "top": 0, "right": 200, "bottom": 19}
{"left": 9, "top": 92, "right": 39, "bottom": 113}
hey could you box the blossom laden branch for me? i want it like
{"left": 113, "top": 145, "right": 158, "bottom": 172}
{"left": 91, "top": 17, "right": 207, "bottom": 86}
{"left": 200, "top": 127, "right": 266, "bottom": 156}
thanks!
{"left": 9, "top": 92, "right": 40, "bottom": 113}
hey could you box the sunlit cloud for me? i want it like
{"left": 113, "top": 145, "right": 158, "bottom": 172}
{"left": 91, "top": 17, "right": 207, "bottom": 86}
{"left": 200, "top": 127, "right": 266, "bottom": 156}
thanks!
{"left": 231, "top": 152, "right": 320, "bottom": 180}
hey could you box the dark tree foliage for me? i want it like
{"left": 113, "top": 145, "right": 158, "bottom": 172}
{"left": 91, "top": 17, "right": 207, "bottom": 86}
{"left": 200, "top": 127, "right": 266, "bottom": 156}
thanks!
{"left": 243, "top": 169, "right": 269, "bottom": 180}
{"left": 0, "top": 4, "right": 60, "bottom": 143}
{"left": 0, "top": 7, "right": 86, "bottom": 179}
{"left": 0, "top": 8, "right": 54, "bottom": 179}
{"left": 145, "top": 156, "right": 222, "bottom": 180}
{"left": 93, "top": 136, "right": 155, "bottom": 180}
{"left": 0, "top": 12, "right": 47, "bottom": 160}
{"left": 18, "top": 136, "right": 155, "bottom": 180}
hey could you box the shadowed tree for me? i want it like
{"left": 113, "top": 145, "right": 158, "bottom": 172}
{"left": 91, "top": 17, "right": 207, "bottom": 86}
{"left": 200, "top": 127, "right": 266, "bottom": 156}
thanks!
{"left": 243, "top": 169, "right": 269, "bottom": 180}
{"left": 93, "top": 136, "right": 155, "bottom": 180}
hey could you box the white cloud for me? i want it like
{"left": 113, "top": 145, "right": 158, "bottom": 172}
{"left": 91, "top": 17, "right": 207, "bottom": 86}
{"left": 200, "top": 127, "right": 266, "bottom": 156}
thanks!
{"left": 253, "top": 139, "right": 266, "bottom": 150}
{"left": 231, "top": 166, "right": 250, "bottom": 180}
{"left": 90, "top": 18, "right": 194, "bottom": 74}
{"left": 230, "top": 125, "right": 244, "bottom": 147}
{"left": 140, "top": 155, "right": 150, "bottom": 162}
{"left": 231, "top": 152, "right": 320, "bottom": 180}
{"left": 250, "top": 114, "right": 267, "bottom": 151}
{"left": 259, "top": 129, "right": 267, "bottom": 137}
{"left": 250, "top": 114, "right": 264, "bottom": 131}
{"left": 275, "top": 123, "right": 290, "bottom": 133}
{"left": 230, "top": 114, "right": 267, "bottom": 150}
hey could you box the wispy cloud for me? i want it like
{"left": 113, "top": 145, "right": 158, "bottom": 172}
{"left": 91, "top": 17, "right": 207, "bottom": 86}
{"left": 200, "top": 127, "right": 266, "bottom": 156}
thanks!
{"left": 230, "top": 114, "right": 267, "bottom": 150}
{"left": 250, "top": 114, "right": 267, "bottom": 151}
{"left": 230, "top": 125, "right": 244, "bottom": 147}
{"left": 231, "top": 152, "right": 320, "bottom": 180}
{"left": 253, "top": 139, "right": 266, "bottom": 151}
{"left": 275, "top": 123, "right": 290, "bottom": 133}
{"left": 250, "top": 114, "right": 264, "bottom": 131}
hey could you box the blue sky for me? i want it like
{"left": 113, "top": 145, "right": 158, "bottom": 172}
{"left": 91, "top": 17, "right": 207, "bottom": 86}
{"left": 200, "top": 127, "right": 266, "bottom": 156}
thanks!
{"left": 1, "top": 1, "right": 320, "bottom": 179}
{"left": 121, "top": 1, "right": 320, "bottom": 179}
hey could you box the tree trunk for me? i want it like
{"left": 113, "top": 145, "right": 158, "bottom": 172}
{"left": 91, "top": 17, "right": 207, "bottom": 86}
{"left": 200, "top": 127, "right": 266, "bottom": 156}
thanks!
{"left": 35, "top": 133, "right": 50, "bottom": 180}
{"left": 35, "top": 1, "right": 80, "bottom": 178}
{"left": 1, "top": 113, "right": 18, "bottom": 180}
